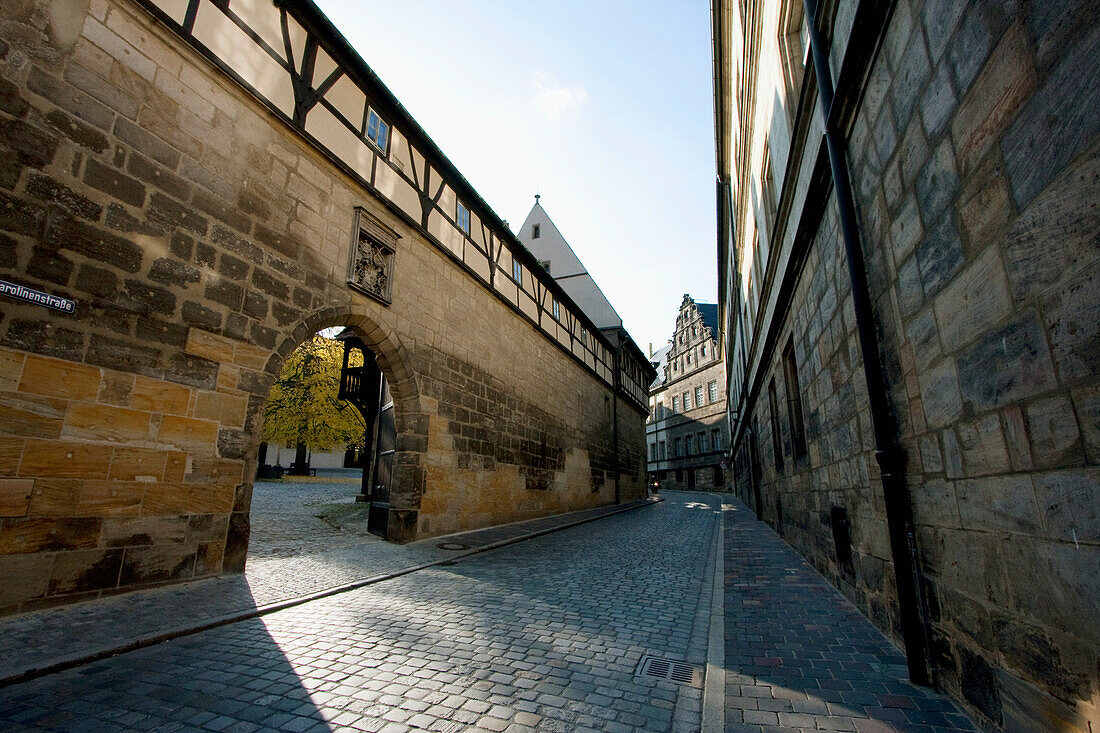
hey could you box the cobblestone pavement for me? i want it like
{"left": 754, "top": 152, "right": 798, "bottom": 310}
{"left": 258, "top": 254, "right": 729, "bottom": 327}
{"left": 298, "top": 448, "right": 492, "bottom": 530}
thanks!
{"left": 0, "top": 490, "right": 654, "bottom": 684}
{"left": 721, "top": 499, "right": 974, "bottom": 733}
{"left": 0, "top": 492, "right": 720, "bottom": 732}
{"left": 249, "top": 470, "right": 374, "bottom": 559}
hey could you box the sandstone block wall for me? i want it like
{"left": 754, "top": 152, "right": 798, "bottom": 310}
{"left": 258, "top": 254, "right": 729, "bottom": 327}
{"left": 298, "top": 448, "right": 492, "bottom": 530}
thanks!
{"left": 732, "top": 1, "right": 1098, "bottom": 729}
{"left": 0, "top": 0, "right": 647, "bottom": 614}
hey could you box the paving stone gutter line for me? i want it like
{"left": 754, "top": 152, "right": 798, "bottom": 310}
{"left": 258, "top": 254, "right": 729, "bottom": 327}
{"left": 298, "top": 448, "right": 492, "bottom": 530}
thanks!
{"left": 701, "top": 494, "right": 726, "bottom": 732}
{"left": 0, "top": 496, "right": 662, "bottom": 689}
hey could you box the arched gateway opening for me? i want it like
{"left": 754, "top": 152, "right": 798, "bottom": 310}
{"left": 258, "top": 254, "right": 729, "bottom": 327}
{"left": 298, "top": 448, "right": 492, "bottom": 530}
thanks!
{"left": 248, "top": 327, "right": 398, "bottom": 560}
{"left": 228, "top": 309, "right": 425, "bottom": 569}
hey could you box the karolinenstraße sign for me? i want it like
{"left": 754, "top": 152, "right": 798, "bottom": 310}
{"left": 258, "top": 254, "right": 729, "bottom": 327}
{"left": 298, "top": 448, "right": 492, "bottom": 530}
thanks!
{"left": 0, "top": 280, "right": 76, "bottom": 313}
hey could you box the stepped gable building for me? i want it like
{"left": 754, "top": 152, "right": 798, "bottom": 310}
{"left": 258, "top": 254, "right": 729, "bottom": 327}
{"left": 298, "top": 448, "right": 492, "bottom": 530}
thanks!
{"left": 645, "top": 295, "right": 728, "bottom": 491}
{"left": 0, "top": 0, "right": 653, "bottom": 614}
{"left": 714, "top": 0, "right": 1099, "bottom": 729}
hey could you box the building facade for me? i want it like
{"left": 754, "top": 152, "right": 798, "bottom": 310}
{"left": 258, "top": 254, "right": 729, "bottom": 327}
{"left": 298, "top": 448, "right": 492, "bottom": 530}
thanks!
{"left": 0, "top": 0, "right": 653, "bottom": 614}
{"left": 714, "top": 0, "right": 1099, "bottom": 730}
{"left": 646, "top": 295, "right": 728, "bottom": 491}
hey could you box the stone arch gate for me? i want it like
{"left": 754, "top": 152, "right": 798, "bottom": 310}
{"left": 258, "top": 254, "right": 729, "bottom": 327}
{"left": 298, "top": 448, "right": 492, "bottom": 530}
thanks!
{"left": 0, "top": 0, "right": 654, "bottom": 613}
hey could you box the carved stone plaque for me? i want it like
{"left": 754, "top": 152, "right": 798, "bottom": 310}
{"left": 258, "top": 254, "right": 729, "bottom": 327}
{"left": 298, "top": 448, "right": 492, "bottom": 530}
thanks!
{"left": 347, "top": 207, "right": 399, "bottom": 304}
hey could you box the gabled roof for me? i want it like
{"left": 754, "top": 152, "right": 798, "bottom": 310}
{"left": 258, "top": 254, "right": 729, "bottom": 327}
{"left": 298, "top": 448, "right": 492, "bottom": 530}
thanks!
{"left": 516, "top": 200, "right": 624, "bottom": 331}
{"left": 649, "top": 343, "right": 671, "bottom": 391}
{"left": 697, "top": 303, "right": 719, "bottom": 339}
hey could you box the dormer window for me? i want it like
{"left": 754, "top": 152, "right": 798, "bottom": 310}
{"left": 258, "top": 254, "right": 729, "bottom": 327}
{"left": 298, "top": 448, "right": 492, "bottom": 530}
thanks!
{"left": 532, "top": 224, "right": 540, "bottom": 238}
{"left": 456, "top": 201, "right": 471, "bottom": 234}
{"left": 366, "top": 108, "right": 390, "bottom": 153}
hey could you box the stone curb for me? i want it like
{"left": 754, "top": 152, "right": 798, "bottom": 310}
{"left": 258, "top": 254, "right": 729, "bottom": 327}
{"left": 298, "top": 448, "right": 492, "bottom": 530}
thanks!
{"left": 701, "top": 495, "right": 726, "bottom": 733}
{"left": 0, "top": 496, "right": 662, "bottom": 689}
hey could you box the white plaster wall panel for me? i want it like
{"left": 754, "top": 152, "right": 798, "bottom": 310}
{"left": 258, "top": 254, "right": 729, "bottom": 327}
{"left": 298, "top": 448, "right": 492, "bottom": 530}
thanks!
{"left": 498, "top": 247, "right": 512, "bottom": 274}
{"left": 519, "top": 292, "right": 538, "bottom": 322}
{"left": 496, "top": 279, "right": 518, "bottom": 306}
{"left": 427, "top": 210, "right": 462, "bottom": 258}
{"left": 147, "top": 0, "right": 188, "bottom": 23}
{"left": 284, "top": 13, "right": 307, "bottom": 69}
{"left": 410, "top": 149, "right": 427, "bottom": 189}
{"left": 437, "top": 184, "right": 456, "bottom": 220}
{"left": 193, "top": 3, "right": 294, "bottom": 115}
{"left": 313, "top": 47, "right": 338, "bottom": 86}
{"left": 557, "top": 326, "right": 570, "bottom": 348}
{"left": 374, "top": 162, "right": 421, "bottom": 221}
{"left": 463, "top": 242, "right": 490, "bottom": 282}
{"left": 389, "top": 128, "right": 412, "bottom": 175}
{"left": 324, "top": 74, "right": 365, "bottom": 128}
{"left": 469, "top": 211, "right": 485, "bottom": 250}
{"left": 223, "top": 0, "right": 284, "bottom": 60}
{"left": 303, "top": 104, "right": 374, "bottom": 181}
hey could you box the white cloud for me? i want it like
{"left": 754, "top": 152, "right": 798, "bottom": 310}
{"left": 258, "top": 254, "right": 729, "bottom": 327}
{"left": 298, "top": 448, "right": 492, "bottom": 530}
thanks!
{"left": 533, "top": 73, "right": 590, "bottom": 120}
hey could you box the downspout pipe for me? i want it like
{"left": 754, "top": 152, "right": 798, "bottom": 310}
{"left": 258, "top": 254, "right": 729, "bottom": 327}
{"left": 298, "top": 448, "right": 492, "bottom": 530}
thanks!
{"left": 613, "top": 332, "right": 622, "bottom": 504}
{"left": 803, "top": 0, "right": 932, "bottom": 686}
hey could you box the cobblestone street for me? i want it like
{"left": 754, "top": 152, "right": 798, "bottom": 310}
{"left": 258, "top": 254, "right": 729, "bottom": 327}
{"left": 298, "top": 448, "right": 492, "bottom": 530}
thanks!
{"left": 0, "top": 493, "right": 716, "bottom": 732}
{"left": 0, "top": 493, "right": 975, "bottom": 732}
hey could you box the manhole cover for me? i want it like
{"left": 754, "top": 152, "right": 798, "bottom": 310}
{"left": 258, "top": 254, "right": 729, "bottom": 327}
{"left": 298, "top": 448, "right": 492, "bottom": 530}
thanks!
{"left": 636, "top": 656, "right": 704, "bottom": 688}
{"left": 437, "top": 542, "right": 469, "bottom": 551}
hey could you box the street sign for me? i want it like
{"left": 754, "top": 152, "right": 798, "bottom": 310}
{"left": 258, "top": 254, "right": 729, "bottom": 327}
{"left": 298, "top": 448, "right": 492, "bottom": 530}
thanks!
{"left": 0, "top": 280, "right": 76, "bottom": 313}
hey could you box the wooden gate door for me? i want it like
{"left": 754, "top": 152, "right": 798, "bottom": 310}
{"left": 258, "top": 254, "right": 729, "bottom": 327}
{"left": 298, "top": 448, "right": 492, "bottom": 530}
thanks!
{"left": 367, "top": 378, "right": 395, "bottom": 537}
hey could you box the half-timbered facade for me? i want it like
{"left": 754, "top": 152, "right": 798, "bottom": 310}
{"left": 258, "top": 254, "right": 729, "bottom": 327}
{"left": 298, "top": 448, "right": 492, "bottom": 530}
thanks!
{"left": 0, "top": 0, "right": 653, "bottom": 613}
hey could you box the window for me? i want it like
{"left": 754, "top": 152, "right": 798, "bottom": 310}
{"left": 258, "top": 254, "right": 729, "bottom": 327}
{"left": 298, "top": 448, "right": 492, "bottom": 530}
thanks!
{"left": 687, "top": 351, "right": 692, "bottom": 365}
{"left": 760, "top": 138, "right": 777, "bottom": 244}
{"left": 783, "top": 339, "right": 808, "bottom": 460}
{"left": 650, "top": 444, "right": 657, "bottom": 461}
{"left": 551, "top": 298, "right": 559, "bottom": 319}
{"left": 532, "top": 224, "right": 540, "bottom": 239}
{"left": 778, "top": 0, "right": 808, "bottom": 129}
{"left": 456, "top": 201, "right": 470, "bottom": 234}
{"left": 708, "top": 380, "right": 718, "bottom": 403}
{"left": 682, "top": 391, "right": 690, "bottom": 411}
{"left": 701, "top": 344, "right": 707, "bottom": 357}
{"left": 692, "top": 326, "right": 697, "bottom": 336}
{"left": 712, "top": 428, "right": 722, "bottom": 451}
{"left": 674, "top": 437, "right": 682, "bottom": 457}
{"left": 659, "top": 441, "right": 666, "bottom": 460}
{"left": 695, "top": 386, "right": 704, "bottom": 407}
{"left": 768, "top": 378, "right": 784, "bottom": 471}
{"left": 366, "top": 108, "right": 390, "bottom": 152}
{"left": 579, "top": 325, "right": 586, "bottom": 343}
{"left": 672, "top": 397, "right": 679, "bottom": 413}
{"left": 699, "top": 431, "right": 708, "bottom": 452}
{"left": 512, "top": 259, "right": 523, "bottom": 285}
{"left": 686, "top": 435, "right": 694, "bottom": 455}
{"left": 539, "top": 259, "right": 551, "bottom": 271}
{"left": 672, "top": 361, "right": 677, "bottom": 372}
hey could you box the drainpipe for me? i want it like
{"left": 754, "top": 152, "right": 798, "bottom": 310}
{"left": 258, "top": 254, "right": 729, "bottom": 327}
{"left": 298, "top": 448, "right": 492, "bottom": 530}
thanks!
{"left": 612, "top": 334, "right": 622, "bottom": 504}
{"left": 803, "top": 0, "right": 932, "bottom": 686}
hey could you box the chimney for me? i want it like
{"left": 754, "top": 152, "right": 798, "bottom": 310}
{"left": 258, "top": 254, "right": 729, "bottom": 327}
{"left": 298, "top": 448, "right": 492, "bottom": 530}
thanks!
{"left": 648, "top": 342, "right": 653, "bottom": 358}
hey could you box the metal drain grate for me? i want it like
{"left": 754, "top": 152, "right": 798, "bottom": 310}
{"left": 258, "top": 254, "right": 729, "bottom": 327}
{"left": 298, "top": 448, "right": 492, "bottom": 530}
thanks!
{"left": 636, "top": 656, "right": 704, "bottom": 688}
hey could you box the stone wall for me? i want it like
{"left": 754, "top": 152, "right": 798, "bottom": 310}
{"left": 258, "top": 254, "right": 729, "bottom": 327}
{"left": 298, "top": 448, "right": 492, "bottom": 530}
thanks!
{"left": 732, "top": 0, "right": 1098, "bottom": 729}
{"left": 0, "top": 0, "right": 647, "bottom": 614}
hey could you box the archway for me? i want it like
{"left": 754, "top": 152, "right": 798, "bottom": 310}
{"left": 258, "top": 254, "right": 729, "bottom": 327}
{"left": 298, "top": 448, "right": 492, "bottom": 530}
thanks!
{"left": 225, "top": 307, "right": 426, "bottom": 571}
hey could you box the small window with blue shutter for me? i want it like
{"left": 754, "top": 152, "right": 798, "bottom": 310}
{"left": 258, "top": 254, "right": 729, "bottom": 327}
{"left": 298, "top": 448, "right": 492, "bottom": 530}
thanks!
{"left": 366, "top": 107, "right": 389, "bottom": 153}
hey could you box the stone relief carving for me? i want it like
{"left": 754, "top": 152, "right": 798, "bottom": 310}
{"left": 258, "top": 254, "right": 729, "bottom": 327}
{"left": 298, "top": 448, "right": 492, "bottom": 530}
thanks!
{"left": 347, "top": 207, "right": 399, "bottom": 304}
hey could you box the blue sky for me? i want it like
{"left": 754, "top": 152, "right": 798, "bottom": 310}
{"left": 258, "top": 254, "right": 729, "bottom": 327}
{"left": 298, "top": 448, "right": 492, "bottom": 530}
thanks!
{"left": 314, "top": 0, "right": 717, "bottom": 354}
